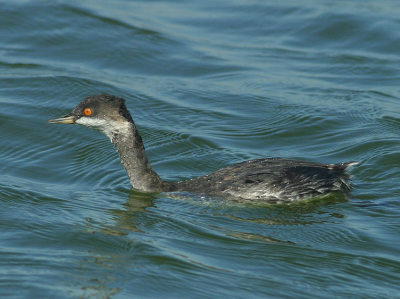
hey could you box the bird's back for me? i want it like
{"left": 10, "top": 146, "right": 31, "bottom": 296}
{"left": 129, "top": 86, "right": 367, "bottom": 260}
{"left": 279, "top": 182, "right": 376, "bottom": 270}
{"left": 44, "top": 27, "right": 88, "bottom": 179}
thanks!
{"left": 172, "top": 158, "right": 355, "bottom": 203}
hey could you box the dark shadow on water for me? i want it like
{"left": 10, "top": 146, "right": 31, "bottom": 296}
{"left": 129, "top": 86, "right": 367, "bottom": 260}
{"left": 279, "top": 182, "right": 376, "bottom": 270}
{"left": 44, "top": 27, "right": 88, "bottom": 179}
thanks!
{"left": 227, "top": 192, "right": 348, "bottom": 223}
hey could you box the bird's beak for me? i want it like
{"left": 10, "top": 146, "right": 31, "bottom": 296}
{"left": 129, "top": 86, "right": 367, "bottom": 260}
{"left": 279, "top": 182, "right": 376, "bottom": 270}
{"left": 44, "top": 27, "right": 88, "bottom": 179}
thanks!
{"left": 47, "top": 114, "right": 76, "bottom": 124}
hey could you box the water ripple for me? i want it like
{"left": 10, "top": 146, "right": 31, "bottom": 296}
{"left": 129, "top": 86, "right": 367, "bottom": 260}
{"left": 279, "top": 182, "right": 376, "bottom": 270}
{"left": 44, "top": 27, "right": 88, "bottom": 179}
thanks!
{"left": 0, "top": 1, "right": 400, "bottom": 298}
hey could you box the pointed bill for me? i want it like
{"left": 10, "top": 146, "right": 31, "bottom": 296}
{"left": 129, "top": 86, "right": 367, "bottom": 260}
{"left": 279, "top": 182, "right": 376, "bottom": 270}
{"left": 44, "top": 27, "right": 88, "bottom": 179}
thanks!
{"left": 47, "top": 115, "right": 76, "bottom": 124}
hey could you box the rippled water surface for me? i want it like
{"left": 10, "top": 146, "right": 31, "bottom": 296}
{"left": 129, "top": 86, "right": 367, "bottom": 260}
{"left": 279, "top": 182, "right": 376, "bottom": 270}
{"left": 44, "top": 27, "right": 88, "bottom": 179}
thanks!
{"left": 1, "top": 0, "right": 400, "bottom": 298}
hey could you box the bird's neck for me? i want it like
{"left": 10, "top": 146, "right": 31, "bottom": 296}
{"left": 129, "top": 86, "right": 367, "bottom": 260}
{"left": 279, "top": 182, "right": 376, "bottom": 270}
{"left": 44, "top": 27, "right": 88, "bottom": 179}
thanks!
{"left": 108, "top": 120, "right": 169, "bottom": 192}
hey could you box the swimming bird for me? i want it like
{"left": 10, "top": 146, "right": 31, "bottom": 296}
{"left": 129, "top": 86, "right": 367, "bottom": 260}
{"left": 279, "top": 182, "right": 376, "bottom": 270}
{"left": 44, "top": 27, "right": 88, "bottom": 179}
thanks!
{"left": 48, "top": 94, "right": 356, "bottom": 203}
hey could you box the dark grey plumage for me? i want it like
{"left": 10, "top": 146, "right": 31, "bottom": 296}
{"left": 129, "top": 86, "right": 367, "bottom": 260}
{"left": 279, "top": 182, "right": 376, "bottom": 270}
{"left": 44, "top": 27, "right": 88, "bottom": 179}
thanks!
{"left": 172, "top": 158, "right": 355, "bottom": 203}
{"left": 48, "top": 94, "right": 356, "bottom": 203}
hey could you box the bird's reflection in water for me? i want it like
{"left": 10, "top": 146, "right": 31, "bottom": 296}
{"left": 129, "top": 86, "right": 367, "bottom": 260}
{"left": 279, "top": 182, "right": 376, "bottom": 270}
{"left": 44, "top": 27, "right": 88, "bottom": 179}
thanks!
{"left": 75, "top": 191, "right": 347, "bottom": 298}
{"left": 90, "top": 190, "right": 158, "bottom": 235}
{"left": 92, "top": 190, "right": 348, "bottom": 242}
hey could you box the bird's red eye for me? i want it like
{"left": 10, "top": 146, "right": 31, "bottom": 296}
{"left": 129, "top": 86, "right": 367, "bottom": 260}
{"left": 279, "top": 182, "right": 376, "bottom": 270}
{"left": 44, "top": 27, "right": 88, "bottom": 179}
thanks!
{"left": 84, "top": 108, "right": 93, "bottom": 116}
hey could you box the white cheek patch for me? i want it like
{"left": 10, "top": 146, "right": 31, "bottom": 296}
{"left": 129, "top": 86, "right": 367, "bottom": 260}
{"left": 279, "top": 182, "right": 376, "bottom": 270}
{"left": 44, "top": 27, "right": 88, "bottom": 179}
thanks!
{"left": 75, "top": 117, "right": 132, "bottom": 141}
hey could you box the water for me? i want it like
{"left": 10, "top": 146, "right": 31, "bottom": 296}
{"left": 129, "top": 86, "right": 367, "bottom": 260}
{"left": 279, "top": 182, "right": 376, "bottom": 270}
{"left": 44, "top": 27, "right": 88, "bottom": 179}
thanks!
{"left": 1, "top": 0, "right": 400, "bottom": 298}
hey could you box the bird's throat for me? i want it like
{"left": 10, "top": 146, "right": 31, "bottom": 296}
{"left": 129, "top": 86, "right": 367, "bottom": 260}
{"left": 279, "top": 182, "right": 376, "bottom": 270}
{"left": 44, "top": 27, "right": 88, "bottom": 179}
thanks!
{"left": 110, "top": 122, "right": 166, "bottom": 192}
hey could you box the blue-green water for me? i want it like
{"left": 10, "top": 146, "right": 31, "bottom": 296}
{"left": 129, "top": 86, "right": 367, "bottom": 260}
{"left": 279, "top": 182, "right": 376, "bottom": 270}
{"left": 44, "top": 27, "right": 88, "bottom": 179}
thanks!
{"left": 1, "top": 0, "right": 400, "bottom": 298}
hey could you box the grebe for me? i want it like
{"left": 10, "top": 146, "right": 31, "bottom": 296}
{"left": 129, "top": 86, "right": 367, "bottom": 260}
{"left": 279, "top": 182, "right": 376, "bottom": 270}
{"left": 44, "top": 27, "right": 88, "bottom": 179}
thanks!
{"left": 48, "top": 94, "right": 356, "bottom": 203}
